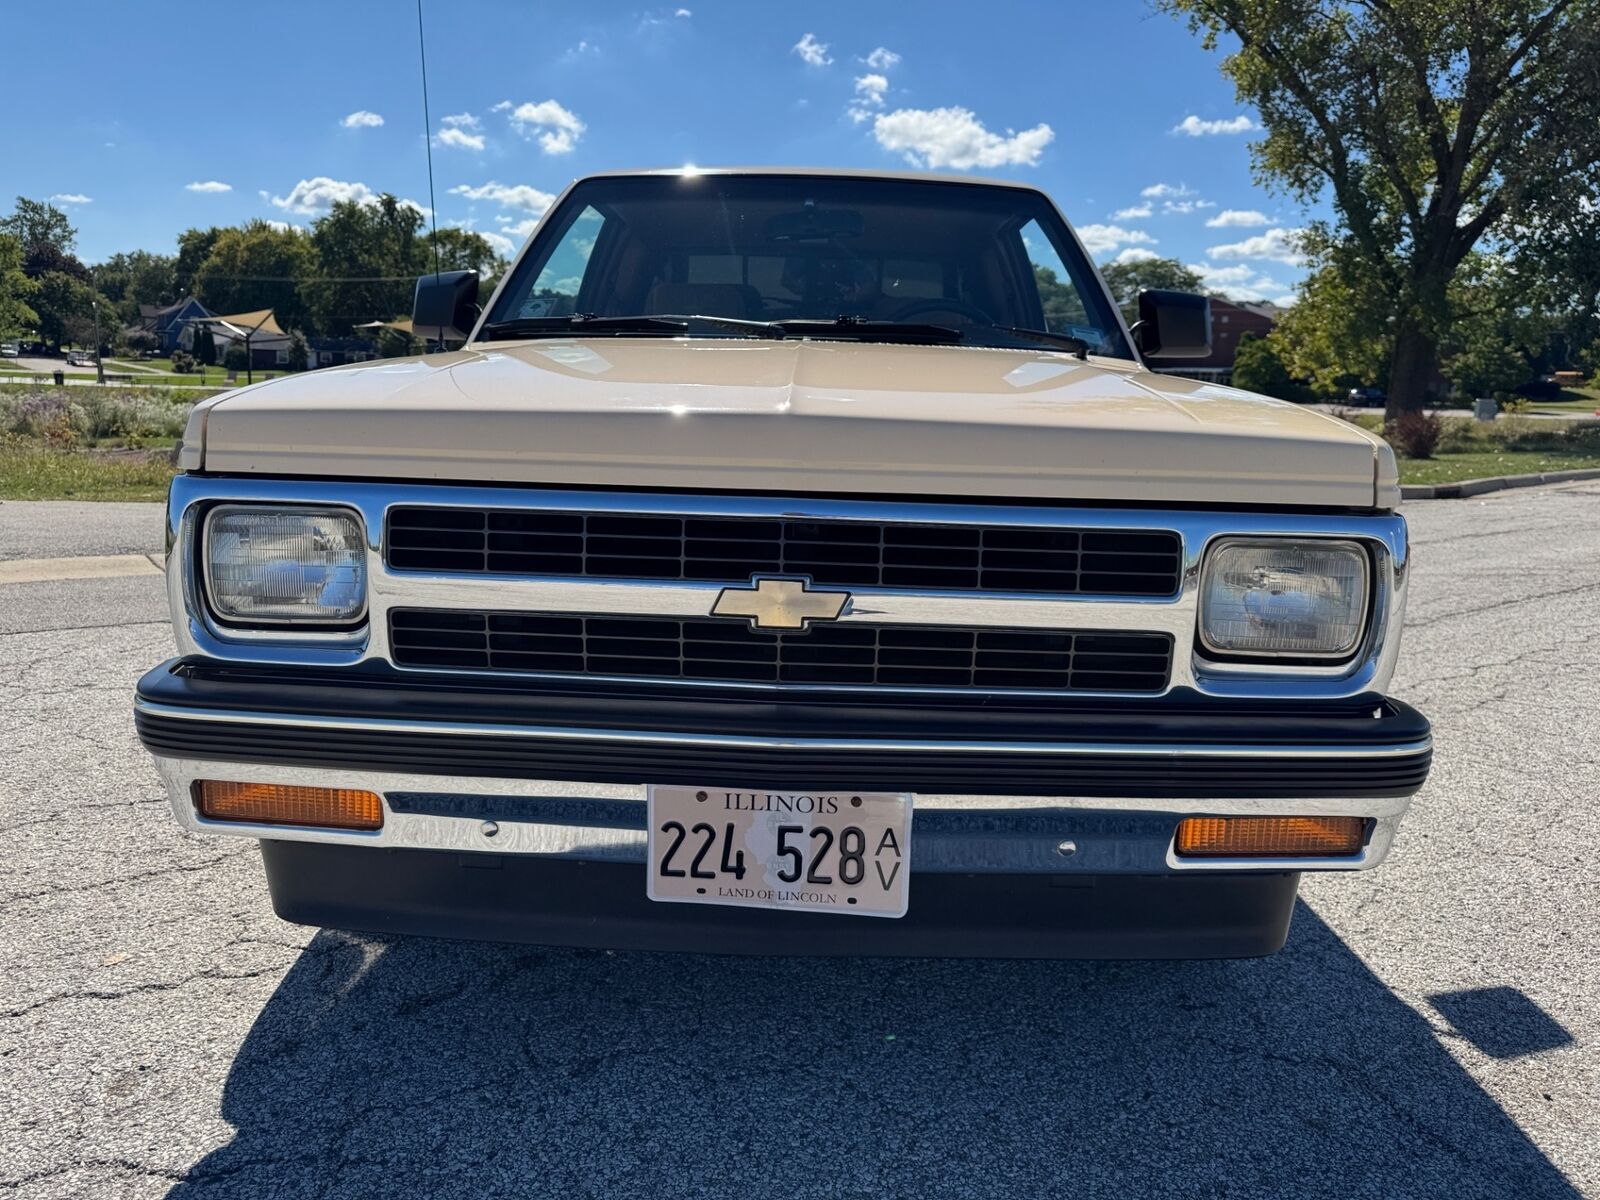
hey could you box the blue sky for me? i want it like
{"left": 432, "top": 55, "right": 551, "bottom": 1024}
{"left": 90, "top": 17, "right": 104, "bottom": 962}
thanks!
{"left": 0, "top": 1, "right": 1318, "bottom": 303}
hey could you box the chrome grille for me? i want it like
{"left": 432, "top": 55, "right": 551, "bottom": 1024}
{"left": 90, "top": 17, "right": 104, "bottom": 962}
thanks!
{"left": 389, "top": 609, "right": 1174, "bottom": 693}
{"left": 386, "top": 507, "right": 1182, "bottom": 596}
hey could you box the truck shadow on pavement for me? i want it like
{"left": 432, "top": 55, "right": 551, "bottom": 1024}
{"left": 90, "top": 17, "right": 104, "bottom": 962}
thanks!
{"left": 168, "top": 901, "right": 1578, "bottom": 1199}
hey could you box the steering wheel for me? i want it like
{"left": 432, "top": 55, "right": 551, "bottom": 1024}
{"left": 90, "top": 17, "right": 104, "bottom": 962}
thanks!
{"left": 884, "top": 297, "right": 995, "bottom": 325}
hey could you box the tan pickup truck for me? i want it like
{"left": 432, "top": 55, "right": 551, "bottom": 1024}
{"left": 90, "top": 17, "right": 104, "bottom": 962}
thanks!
{"left": 136, "top": 168, "right": 1428, "bottom": 957}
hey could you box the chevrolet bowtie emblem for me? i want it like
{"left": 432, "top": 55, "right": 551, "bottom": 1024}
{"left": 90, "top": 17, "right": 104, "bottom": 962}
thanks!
{"left": 711, "top": 576, "right": 852, "bottom": 631}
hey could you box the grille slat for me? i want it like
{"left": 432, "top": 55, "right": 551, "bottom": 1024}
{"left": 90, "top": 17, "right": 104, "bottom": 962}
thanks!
{"left": 387, "top": 507, "right": 1182, "bottom": 596}
{"left": 389, "top": 609, "right": 1172, "bottom": 693}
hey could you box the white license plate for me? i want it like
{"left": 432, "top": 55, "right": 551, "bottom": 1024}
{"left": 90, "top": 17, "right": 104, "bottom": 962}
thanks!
{"left": 646, "top": 786, "right": 912, "bottom": 918}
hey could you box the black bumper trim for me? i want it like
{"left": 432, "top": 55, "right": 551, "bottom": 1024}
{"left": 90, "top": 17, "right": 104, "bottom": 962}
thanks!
{"left": 261, "top": 841, "right": 1302, "bottom": 959}
{"left": 136, "top": 660, "right": 1431, "bottom": 798}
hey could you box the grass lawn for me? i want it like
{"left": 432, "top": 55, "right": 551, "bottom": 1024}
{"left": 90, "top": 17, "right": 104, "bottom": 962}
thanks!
{"left": 0, "top": 443, "right": 178, "bottom": 501}
{"left": 1398, "top": 449, "right": 1600, "bottom": 486}
{"left": 1526, "top": 387, "right": 1600, "bottom": 416}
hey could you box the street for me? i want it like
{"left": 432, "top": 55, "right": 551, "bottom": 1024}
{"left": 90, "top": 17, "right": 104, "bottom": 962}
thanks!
{"left": 1, "top": 486, "right": 1596, "bottom": 1199}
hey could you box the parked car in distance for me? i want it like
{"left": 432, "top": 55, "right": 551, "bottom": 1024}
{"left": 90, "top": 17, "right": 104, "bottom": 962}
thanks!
{"left": 1347, "top": 385, "right": 1388, "bottom": 407}
{"left": 0, "top": 342, "right": 19, "bottom": 358}
{"left": 136, "top": 167, "right": 1429, "bottom": 960}
{"left": 65, "top": 350, "right": 96, "bottom": 367}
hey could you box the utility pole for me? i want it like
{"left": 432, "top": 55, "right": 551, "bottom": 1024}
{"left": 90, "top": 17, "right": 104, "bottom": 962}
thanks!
{"left": 91, "top": 272, "right": 105, "bottom": 385}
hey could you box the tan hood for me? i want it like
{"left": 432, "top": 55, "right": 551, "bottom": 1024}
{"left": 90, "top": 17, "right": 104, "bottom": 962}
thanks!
{"left": 187, "top": 338, "right": 1398, "bottom": 509}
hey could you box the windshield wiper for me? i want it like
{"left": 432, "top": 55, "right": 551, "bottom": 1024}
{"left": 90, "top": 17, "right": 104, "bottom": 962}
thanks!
{"left": 772, "top": 315, "right": 963, "bottom": 344}
{"left": 477, "top": 314, "right": 690, "bottom": 340}
{"left": 967, "top": 325, "right": 1090, "bottom": 359}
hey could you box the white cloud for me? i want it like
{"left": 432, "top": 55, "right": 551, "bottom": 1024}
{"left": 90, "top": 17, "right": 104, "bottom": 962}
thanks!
{"left": 448, "top": 181, "right": 556, "bottom": 215}
{"left": 496, "top": 216, "right": 541, "bottom": 239}
{"left": 265, "top": 176, "right": 426, "bottom": 217}
{"left": 872, "top": 106, "right": 1054, "bottom": 170}
{"left": 1113, "top": 203, "right": 1152, "bottom": 219}
{"left": 1075, "top": 224, "right": 1156, "bottom": 255}
{"left": 1112, "top": 247, "right": 1161, "bottom": 265}
{"left": 1205, "top": 209, "right": 1270, "bottom": 228}
{"left": 675, "top": 7, "right": 692, "bottom": 15}
{"left": 436, "top": 126, "right": 486, "bottom": 151}
{"left": 863, "top": 47, "right": 901, "bottom": 70}
{"left": 1162, "top": 199, "right": 1216, "bottom": 215}
{"left": 50, "top": 193, "right": 91, "bottom": 205}
{"left": 1207, "top": 227, "right": 1306, "bottom": 266}
{"left": 848, "top": 73, "right": 889, "bottom": 123}
{"left": 506, "top": 99, "right": 586, "bottom": 154}
{"left": 793, "top": 32, "right": 832, "bottom": 66}
{"left": 1172, "top": 114, "right": 1259, "bottom": 137}
{"left": 1191, "top": 262, "right": 1292, "bottom": 303}
{"left": 480, "top": 230, "right": 518, "bottom": 256}
{"left": 185, "top": 180, "right": 232, "bottom": 194}
{"left": 342, "top": 110, "right": 384, "bottom": 129}
{"left": 1141, "top": 182, "right": 1194, "bottom": 199}
{"left": 440, "top": 112, "right": 481, "bottom": 130}
{"left": 264, "top": 219, "right": 293, "bottom": 233}
{"left": 490, "top": 100, "right": 512, "bottom": 112}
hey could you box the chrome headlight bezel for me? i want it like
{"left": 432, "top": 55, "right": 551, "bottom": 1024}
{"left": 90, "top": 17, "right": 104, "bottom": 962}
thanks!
{"left": 200, "top": 503, "right": 370, "bottom": 629}
{"left": 1196, "top": 536, "right": 1373, "bottom": 663}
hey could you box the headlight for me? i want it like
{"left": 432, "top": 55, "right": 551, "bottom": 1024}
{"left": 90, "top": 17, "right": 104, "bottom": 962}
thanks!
{"left": 204, "top": 506, "right": 367, "bottom": 624}
{"left": 1199, "top": 539, "right": 1369, "bottom": 659}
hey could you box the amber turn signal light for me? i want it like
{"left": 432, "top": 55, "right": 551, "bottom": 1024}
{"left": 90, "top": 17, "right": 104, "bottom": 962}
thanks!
{"left": 193, "top": 781, "right": 383, "bottom": 831}
{"left": 1174, "top": 815, "right": 1366, "bottom": 858}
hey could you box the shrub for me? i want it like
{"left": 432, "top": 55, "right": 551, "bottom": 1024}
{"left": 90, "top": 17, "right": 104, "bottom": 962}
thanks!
{"left": 0, "top": 387, "right": 192, "bottom": 447}
{"left": 223, "top": 343, "right": 249, "bottom": 371}
{"left": 1383, "top": 411, "right": 1443, "bottom": 459}
{"left": 170, "top": 350, "right": 196, "bottom": 374}
{"left": 193, "top": 324, "right": 217, "bottom": 366}
{"left": 1436, "top": 418, "right": 1483, "bottom": 454}
{"left": 285, "top": 330, "right": 309, "bottom": 373}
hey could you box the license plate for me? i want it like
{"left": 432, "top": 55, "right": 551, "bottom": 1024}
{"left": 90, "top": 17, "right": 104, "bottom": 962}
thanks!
{"left": 646, "top": 787, "right": 912, "bottom": 918}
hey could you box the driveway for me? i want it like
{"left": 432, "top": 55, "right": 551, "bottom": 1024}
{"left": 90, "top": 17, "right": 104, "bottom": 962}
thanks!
{"left": 1, "top": 486, "right": 1595, "bottom": 1198}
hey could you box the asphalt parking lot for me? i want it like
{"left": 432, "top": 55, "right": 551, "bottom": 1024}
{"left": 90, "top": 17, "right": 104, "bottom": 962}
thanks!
{"left": 1, "top": 487, "right": 1596, "bottom": 1199}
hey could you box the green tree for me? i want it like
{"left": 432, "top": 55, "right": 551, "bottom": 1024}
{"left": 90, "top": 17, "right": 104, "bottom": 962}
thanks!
{"left": 1096, "top": 256, "right": 1204, "bottom": 324}
{"left": 306, "top": 196, "right": 428, "bottom": 335}
{"left": 223, "top": 342, "right": 249, "bottom": 372}
{"left": 1160, "top": 0, "right": 1600, "bottom": 417}
{"left": 1271, "top": 253, "right": 1393, "bottom": 397}
{"left": 1439, "top": 253, "right": 1548, "bottom": 399}
{"left": 1230, "top": 331, "right": 1305, "bottom": 401}
{"left": 31, "top": 271, "right": 97, "bottom": 350}
{"left": 0, "top": 197, "right": 78, "bottom": 276}
{"left": 0, "top": 233, "right": 40, "bottom": 337}
{"left": 193, "top": 221, "right": 313, "bottom": 331}
{"left": 174, "top": 227, "right": 222, "bottom": 298}
{"left": 94, "top": 250, "right": 177, "bottom": 322}
{"left": 285, "top": 329, "right": 310, "bottom": 372}
{"left": 422, "top": 227, "right": 503, "bottom": 278}
{"left": 193, "top": 322, "right": 217, "bottom": 366}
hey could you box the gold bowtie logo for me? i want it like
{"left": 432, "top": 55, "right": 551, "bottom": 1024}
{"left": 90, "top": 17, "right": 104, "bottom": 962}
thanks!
{"left": 711, "top": 576, "right": 852, "bottom": 631}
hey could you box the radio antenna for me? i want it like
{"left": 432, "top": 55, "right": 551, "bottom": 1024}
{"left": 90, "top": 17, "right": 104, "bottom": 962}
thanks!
{"left": 416, "top": 0, "right": 442, "bottom": 281}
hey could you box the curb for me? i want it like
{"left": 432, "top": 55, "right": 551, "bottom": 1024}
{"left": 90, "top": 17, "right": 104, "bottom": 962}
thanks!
{"left": 1401, "top": 467, "right": 1600, "bottom": 500}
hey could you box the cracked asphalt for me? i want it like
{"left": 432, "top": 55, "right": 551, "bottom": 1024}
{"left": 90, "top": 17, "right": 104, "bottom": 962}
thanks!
{"left": 1, "top": 487, "right": 1596, "bottom": 1199}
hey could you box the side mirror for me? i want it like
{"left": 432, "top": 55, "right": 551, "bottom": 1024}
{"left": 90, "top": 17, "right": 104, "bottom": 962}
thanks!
{"left": 1132, "top": 289, "right": 1211, "bottom": 359}
{"left": 412, "top": 270, "right": 479, "bottom": 345}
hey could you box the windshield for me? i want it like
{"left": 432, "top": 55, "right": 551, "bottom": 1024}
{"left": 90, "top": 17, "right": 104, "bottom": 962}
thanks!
{"left": 481, "top": 174, "right": 1132, "bottom": 357}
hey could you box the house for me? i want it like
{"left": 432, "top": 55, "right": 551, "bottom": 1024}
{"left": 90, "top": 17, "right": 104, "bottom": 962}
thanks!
{"left": 1154, "top": 298, "right": 1284, "bottom": 385}
{"left": 192, "top": 310, "right": 293, "bottom": 369}
{"left": 306, "top": 336, "right": 378, "bottom": 368}
{"left": 128, "top": 297, "right": 212, "bottom": 354}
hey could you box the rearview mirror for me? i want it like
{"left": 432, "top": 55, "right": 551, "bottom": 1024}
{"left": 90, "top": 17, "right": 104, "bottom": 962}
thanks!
{"left": 413, "top": 270, "right": 479, "bottom": 344}
{"left": 1132, "top": 289, "right": 1211, "bottom": 360}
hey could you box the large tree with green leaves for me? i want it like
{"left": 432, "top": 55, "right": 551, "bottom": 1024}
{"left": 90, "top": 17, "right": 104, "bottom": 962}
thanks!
{"left": 306, "top": 196, "right": 428, "bottom": 334}
{"left": 1159, "top": 0, "right": 1600, "bottom": 417}
{"left": 0, "top": 233, "right": 39, "bottom": 337}
{"left": 192, "top": 221, "right": 313, "bottom": 331}
{"left": 95, "top": 250, "right": 177, "bottom": 321}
